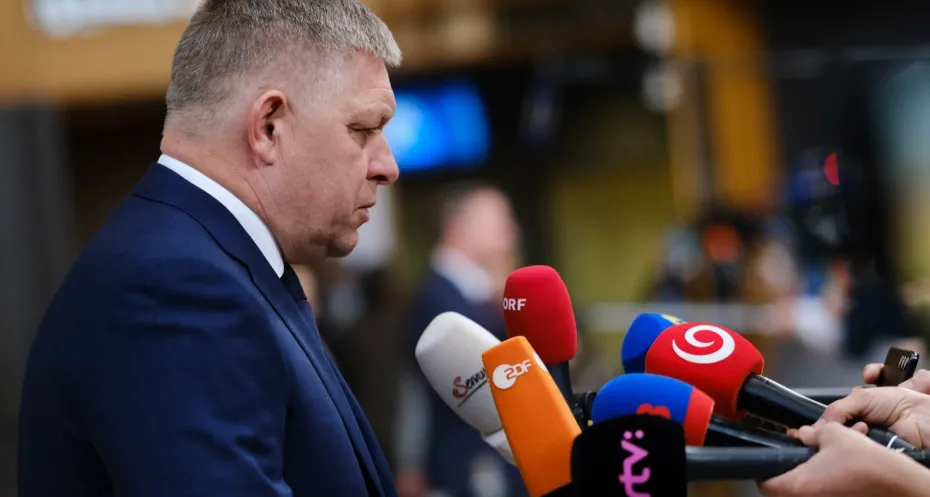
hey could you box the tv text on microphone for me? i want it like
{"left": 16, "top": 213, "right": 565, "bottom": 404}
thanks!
{"left": 572, "top": 414, "right": 688, "bottom": 496}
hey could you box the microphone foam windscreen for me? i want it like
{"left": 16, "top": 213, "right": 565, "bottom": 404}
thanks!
{"left": 591, "top": 373, "right": 714, "bottom": 446}
{"left": 483, "top": 336, "right": 578, "bottom": 497}
{"left": 644, "top": 323, "right": 764, "bottom": 419}
{"left": 415, "top": 312, "right": 502, "bottom": 435}
{"left": 502, "top": 265, "right": 578, "bottom": 364}
{"left": 571, "top": 414, "right": 687, "bottom": 497}
{"left": 621, "top": 313, "right": 686, "bottom": 373}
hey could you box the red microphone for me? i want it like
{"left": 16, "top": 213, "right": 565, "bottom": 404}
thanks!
{"left": 502, "top": 265, "right": 578, "bottom": 407}
{"left": 644, "top": 322, "right": 915, "bottom": 450}
{"left": 645, "top": 322, "right": 763, "bottom": 420}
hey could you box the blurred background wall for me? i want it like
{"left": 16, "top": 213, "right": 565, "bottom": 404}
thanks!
{"left": 5, "top": 0, "right": 930, "bottom": 495}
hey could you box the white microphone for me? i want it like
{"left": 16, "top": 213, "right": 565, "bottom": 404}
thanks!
{"left": 415, "top": 312, "right": 515, "bottom": 465}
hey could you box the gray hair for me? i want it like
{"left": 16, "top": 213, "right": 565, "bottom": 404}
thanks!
{"left": 165, "top": 0, "right": 401, "bottom": 124}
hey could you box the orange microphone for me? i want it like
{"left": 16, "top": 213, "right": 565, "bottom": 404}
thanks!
{"left": 482, "top": 336, "right": 580, "bottom": 497}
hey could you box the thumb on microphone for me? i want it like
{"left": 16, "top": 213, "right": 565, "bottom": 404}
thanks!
{"left": 861, "top": 363, "right": 883, "bottom": 385}
{"left": 818, "top": 387, "right": 930, "bottom": 449}
{"left": 821, "top": 387, "right": 901, "bottom": 424}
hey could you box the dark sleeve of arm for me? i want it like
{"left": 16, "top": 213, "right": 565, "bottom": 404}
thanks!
{"left": 81, "top": 258, "right": 293, "bottom": 497}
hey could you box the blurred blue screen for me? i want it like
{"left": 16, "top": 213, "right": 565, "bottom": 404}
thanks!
{"left": 384, "top": 80, "right": 490, "bottom": 172}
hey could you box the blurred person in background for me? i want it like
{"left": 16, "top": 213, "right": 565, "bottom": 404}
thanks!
{"left": 648, "top": 208, "right": 756, "bottom": 303}
{"left": 651, "top": 227, "right": 704, "bottom": 302}
{"left": 395, "top": 182, "right": 526, "bottom": 497}
{"left": 16, "top": 1, "right": 404, "bottom": 496}
{"left": 698, "top": 217, "right": 747, "bottom": 302}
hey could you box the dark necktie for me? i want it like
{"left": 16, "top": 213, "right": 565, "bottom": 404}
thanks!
{"left": 280, "top": 264, "right": 382, "bottom": 496}
{"left": 279, "top": 265, "right": 327, "bottom": 348}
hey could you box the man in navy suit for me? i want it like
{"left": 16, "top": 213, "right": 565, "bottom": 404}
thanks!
{"left": 395, "top": 183, "right": 527, "bottom": 497}
{"left": 17, "top": 1, "right": 401, "bottom": 496}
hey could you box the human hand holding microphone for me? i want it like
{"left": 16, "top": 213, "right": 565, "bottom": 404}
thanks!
{"left": 762, "top": 365, "right": 930, "bottom": 497}
{"left": 759, "top": 421, "right": 930, "bottom": 497}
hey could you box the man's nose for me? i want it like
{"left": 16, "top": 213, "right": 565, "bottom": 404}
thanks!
{"left": 368, "top": 135, "right": 399, "bottom": 185}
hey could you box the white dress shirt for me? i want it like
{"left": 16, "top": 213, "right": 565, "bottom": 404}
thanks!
{"left": 158, "top": 154, "right": 285, "bottom": 277}
{"left": 431, "top": 248, "right": 495, "bottom": 304}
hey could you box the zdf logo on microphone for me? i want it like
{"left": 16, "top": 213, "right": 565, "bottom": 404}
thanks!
{"left": 492, "top": 359, "right": 533, "bottom": 389}
{"left": 672, "top": 324, "right": 735, "bottom": 365}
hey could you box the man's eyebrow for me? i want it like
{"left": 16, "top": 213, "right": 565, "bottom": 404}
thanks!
{"left": 350, "top": 104, "right": 394, "bottom": 125}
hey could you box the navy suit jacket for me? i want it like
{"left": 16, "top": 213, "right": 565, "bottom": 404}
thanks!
{"left": 18, "top": 164, "right": 397, "bottom": 497}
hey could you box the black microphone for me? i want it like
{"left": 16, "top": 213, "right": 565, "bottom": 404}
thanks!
{"left": 739, "top": 375, "right": 911, "bottom": 450}
{"left": 571, "top": 414, "right": 688, "bottom": 496}
{"left": 792, "top": 387, "right": 852, "bottom": 405}
{"left": 686, "top": 446, "right": 930, "bottom": 481}
{"left": 705, "top": 414, "right": 803, "bottom": 448}
{"left": 572, "top": 414, "right": 930, "bottom": 493}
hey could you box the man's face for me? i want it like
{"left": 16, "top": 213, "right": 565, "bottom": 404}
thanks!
{"left": 458, "top": 190, "right": 520, "bottom": 267}
{"left": 262, "top": 52, "right": 398, "bottom": 262}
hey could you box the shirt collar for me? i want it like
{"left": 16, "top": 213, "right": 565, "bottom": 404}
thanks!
{"left": 431, "top": 248, "right": 494, "bottom": 304}
{"left": 158, "top": 154, "right": 285, "bottom": 277}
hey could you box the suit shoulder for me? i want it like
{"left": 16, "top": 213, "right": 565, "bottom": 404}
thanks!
{"left": 87, "top": 195, "right": 227, "bottom": 266}
{"left": 48, "top": 199, "right": 260, "bottom": 329}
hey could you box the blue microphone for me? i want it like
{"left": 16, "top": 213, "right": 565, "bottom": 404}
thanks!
{"left": 592, "top": 373, "right": 714, "bottom": 446}
{"left": 592, "top": 373, "right": 802, "bottom": 449}
{"left": 620, "top": 313, "right": 684, "bottom": 373}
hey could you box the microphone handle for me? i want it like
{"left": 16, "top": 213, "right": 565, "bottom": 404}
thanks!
{"left": 707, "top": 414, "right": 804, "bottom": 448}
{"left": 739, "top": 374, "right": 915, "bottom": 451}
{"left": 686, "top": 446, "right": 812, "bottom": 481}
{"left": 549, "top": 362, "right": 574, "bottom": 408}
{"left": 739, "top": 374, "right": 827, "bottom": 426}
{"left": 686, "top": 447, "right": 930, "bottom": 481}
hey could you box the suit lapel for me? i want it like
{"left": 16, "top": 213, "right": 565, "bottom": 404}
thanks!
{"left": 331, "top": 363, "right": 397, "bottom": 497}
{"left": 133, "top": 164, "right": 383, "bottom": 495}
{"left": 288, "top": 297, "right": 385, "bottom": 496}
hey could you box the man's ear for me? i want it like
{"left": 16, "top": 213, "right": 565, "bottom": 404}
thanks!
{"left": 247, "top": 90, "right": 287, "bottom": 165}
